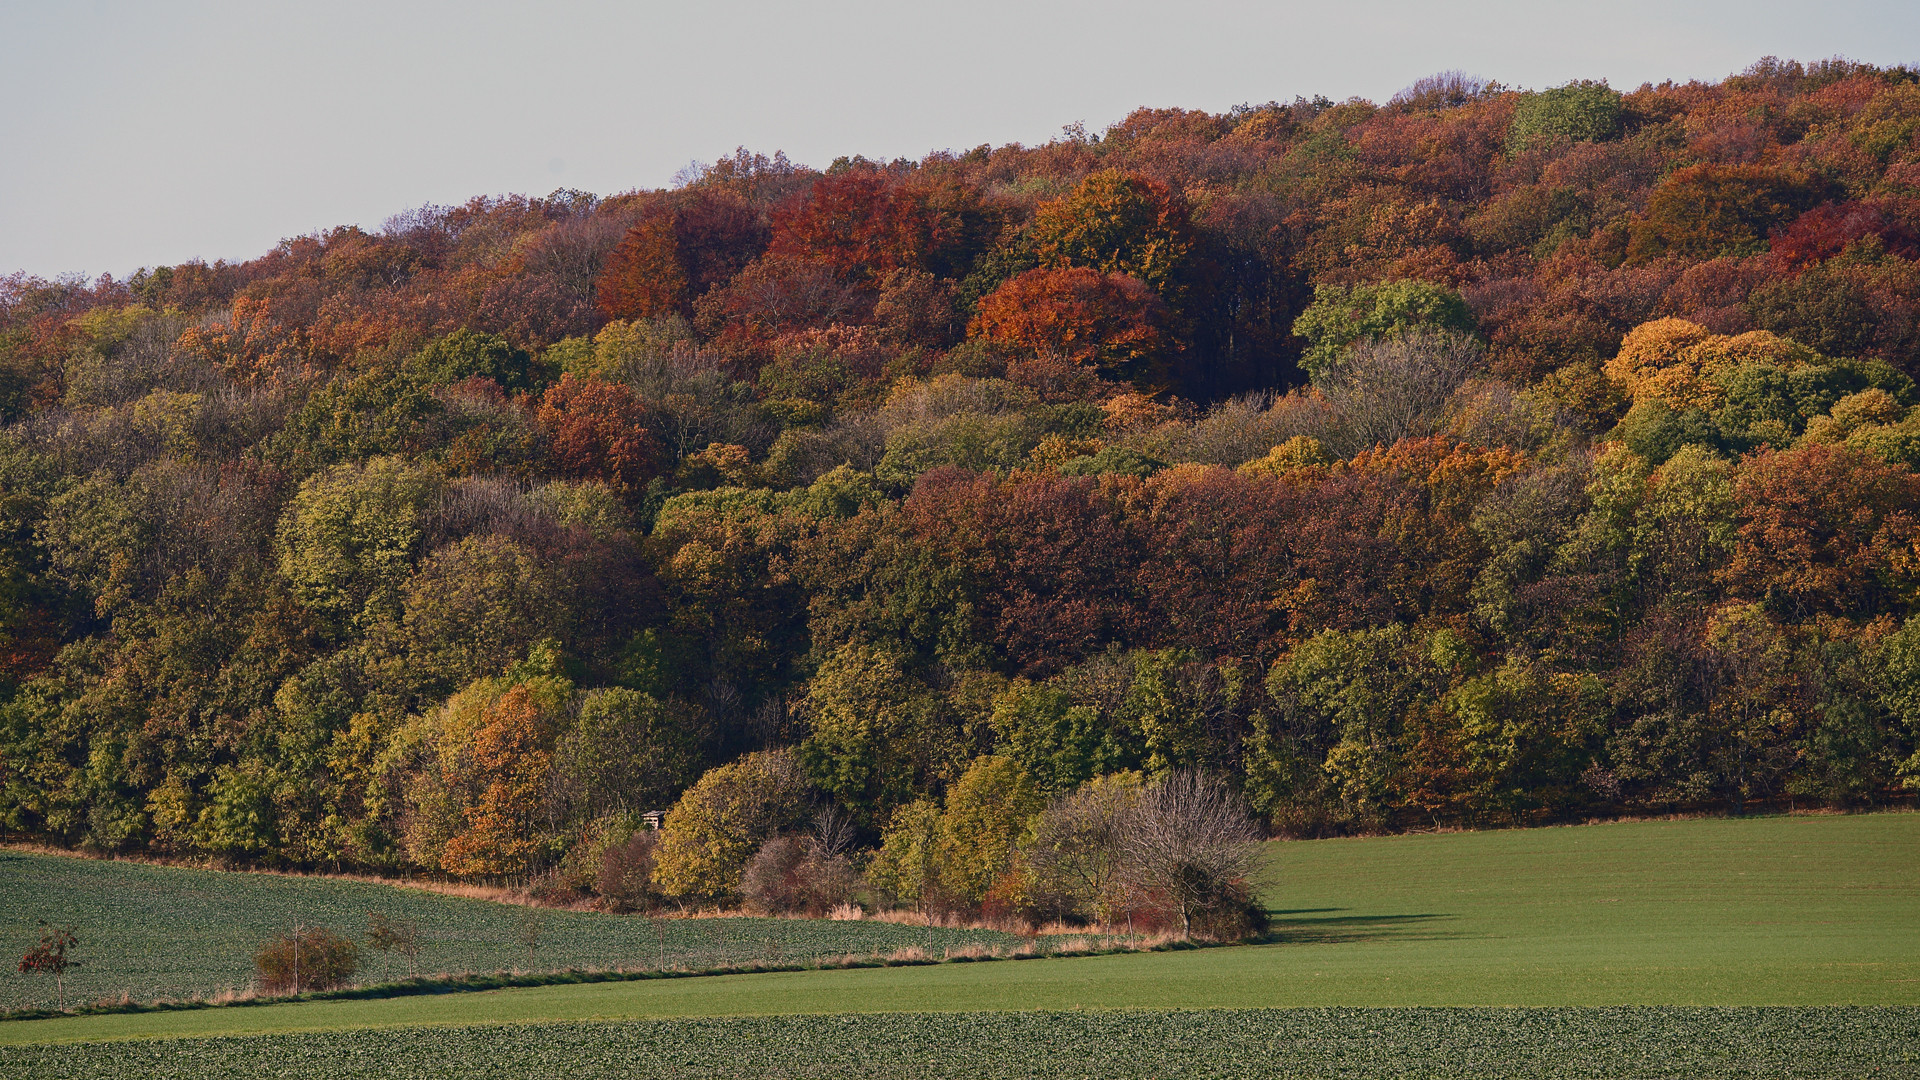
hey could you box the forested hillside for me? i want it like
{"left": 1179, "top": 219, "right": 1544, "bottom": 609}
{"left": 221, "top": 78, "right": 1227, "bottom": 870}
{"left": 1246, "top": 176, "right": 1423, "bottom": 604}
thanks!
{"left": 5, "top": 58, "right": 1920, "bottom": 915}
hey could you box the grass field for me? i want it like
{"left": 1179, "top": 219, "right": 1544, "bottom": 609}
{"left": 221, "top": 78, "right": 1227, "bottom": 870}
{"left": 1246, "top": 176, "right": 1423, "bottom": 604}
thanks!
{"left": 0, "top": 850, "right": 1020, "bottom": 1013}
{"left": 5, "top": 1008, "right": 1917, "bottom": 1079}
{"left": 4, "top": 811, "right": 1918, "bottom": 1065}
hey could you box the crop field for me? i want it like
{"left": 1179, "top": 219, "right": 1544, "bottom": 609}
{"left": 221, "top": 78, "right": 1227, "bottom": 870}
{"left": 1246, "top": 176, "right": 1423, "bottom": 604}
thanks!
{"left": 0, "top": 851, "right": 1019, "bottom": 1012}
{"left": 3, "top": 811, "right": 1917, "bottom": 1075}
{"left": 3, "top": 1008, "right": 1918, "bottom": 1079}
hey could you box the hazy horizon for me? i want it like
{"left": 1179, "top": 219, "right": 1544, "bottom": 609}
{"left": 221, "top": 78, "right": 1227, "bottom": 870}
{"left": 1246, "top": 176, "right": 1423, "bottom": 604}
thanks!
{"left": 4, "top": 0, "right": 1917, "bottom": 279}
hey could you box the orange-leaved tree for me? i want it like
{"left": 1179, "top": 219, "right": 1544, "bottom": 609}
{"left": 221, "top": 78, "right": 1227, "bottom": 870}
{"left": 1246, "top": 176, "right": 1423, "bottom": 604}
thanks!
{"left": 439, "top": 682, "right": 564, "bottom": 877}
{"left": 969, "top": 267, "right": 1168, "bottom": 383}
{"left": 535, "top": 373, "right": 665, "bottom": 498}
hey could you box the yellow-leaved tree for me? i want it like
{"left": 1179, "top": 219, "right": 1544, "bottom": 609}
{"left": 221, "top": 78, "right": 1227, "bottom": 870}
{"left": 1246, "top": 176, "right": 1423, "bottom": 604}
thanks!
{"left": 651, "top": 749, "right": 814, "bottom": 904}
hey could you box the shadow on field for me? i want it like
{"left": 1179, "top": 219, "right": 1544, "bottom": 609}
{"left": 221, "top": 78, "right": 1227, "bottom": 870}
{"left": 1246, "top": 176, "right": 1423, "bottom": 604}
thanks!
{"left": 1255, "top": 908, "right": 1458, "bottom": 946}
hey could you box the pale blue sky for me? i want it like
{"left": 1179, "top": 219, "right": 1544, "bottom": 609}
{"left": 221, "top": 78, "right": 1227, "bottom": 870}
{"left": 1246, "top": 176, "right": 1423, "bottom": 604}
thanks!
{"left": 3, "top": 0, "right": 1916, "bottom": 277}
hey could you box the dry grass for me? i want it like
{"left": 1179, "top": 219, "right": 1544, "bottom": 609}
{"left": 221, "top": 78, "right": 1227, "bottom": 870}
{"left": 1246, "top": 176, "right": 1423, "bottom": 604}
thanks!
{"left": 0, "top": 841, "right": 1171, "bottom": 943}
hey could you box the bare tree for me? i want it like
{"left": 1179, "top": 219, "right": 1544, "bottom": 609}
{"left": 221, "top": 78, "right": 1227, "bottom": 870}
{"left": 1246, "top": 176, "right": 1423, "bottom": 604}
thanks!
{"left": 365, "top": 912, "right": 422, "bottom": 979}
{"left": 1123, "top": 772, "right": 1265, "bottom": 940}
{"left": 1026, "top": 776, "right": 1143, "bottom": 930}
{"left": 1317, "top": 330, "right": 1485, "bottom": 457}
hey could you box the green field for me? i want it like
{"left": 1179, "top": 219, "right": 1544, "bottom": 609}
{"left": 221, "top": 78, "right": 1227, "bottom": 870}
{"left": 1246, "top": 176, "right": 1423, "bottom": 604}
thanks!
{"left": 0, "top": 850, "right": 1018, "bottom": 1012}
{"left": 5, "top": 1008, "right": 1917, "bottom": 1079}
{"left": 4, "top": 812, "right": 1918, "bottom": 1069}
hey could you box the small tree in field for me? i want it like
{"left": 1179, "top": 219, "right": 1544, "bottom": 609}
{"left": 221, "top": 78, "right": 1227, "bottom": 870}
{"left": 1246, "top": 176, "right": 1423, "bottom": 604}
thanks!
{"left": 255, "top": 926, "right": 359, "bottom": 994}
{"left": 366, "top": 913, "right": 422, "bottom": 979}
{"left": 515, "top": 911, "right": 545, "bottom": 966}
{"left": 18, "top": 922, "right": 80, "bottom": 1009}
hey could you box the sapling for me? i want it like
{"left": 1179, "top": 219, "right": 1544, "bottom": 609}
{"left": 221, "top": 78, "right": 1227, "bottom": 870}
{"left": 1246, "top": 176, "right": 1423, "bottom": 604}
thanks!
{"left": 17, "top": 921, "right": 80, "bottom": 1010}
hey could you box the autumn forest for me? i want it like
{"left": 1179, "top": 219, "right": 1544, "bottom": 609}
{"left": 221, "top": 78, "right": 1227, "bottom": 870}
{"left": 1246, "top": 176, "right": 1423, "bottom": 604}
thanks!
{"left": 4, "top": 58, "right": 1920, "bottom": 918}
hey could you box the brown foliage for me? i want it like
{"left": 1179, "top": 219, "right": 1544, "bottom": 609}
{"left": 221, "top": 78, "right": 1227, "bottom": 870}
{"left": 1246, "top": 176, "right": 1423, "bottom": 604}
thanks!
{"left": 534, "top": 373, "right": 665, "bottom": 497}
{"left": 254, "top": 926, "right": 359, "bottom": 994}
{"left": 1725, "top": 443, "right": 1920, "bottom": 618}
{"left": 969, "top": 267, "right": 1168, "bottom": 382}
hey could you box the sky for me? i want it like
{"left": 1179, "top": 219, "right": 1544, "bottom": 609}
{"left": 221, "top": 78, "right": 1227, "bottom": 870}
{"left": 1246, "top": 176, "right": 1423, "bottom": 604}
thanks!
{"left": 3, "top": 0, "right": 1918, "bottom": 279}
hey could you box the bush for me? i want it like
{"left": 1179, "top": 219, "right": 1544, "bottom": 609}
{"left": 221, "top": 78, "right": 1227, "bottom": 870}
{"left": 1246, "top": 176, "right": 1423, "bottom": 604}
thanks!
{"left": 739, "top": 835, "right": 860, "bottom": 916}
{"left": 741, "top": 811, "right": 861, "bottom": 916}
{"left": 595, "top": 829, "right": 661, "bottom": 912}
{"left": 255, "top": 926, "right": 360, "bottom": 994}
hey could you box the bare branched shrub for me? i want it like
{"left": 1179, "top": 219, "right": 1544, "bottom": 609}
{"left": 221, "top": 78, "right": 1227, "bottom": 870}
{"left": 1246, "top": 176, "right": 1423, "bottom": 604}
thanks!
{"left": 740, "top": 832, "right": 860, "bottom": 916}
{"left": 1317, "top": 330, "right": 1485, "bottom": 456}
{"left": 595, "top": 830, "right": 661, "bottom": 912}
{"left": 364, "top": 913, "right": 421, "bottom": 979}
{"left": 1156, "top": 392, "right": 1313, "bottom": 466}
{"left": 1391, "top": 71, "right": 1496, "bottom": 112}
{"left": 1123, "top": 771, "right": 1266, "bottom": 940}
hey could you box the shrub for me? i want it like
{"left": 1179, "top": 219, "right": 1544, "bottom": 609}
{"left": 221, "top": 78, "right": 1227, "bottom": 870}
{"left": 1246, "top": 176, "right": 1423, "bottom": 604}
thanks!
{"left": 255, "top": 926, "right": 360, "bottom": 994}
{"left": 740, "top": 813, "right": 862, "bottom": 916}
{"left": 595, "top": 829, "right": 662, "bottom": 912}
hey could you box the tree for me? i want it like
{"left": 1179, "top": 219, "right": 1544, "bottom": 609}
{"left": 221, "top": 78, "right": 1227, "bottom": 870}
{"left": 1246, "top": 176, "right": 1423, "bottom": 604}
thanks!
{"left": 597, "top": 191, "right": 768, "bottom": 320}
{"left": 936, "top": 754, "right": 1044, "bottom": 904}
{"left": 17, "top": 921, "right": 80, "bottom": 1009}
{"left": 1312, "top": 330, "right": 1484, "bottom": 455}
{"left": 393, "top": 534, "right": 567, "bottom": 698}
{"left": 535, "top": 373, "right": 665, "bottom": 498}
{"left": 1725, "top": 443, "right": 1920, "bottom": 619}
{"left": 1028, "top": 171, "right": 1194, "bottom": 299}
{"left": 276, "top": 457, "right": 438, "bottom": 638}
{"left": 365, "top": 912, "right": 421, "bottom": 979}
{"left": 438, "top": 682, "right": 566, "bottom": 877}
{"left": 1292, "top": 281, "right": 1477, "bottom": 380}
{"left": 864, "top": 798, "right": 947, "bottom": 914}
{"left": 406, "top": 329, "right": 544, "bottom": 392}
{"left": 989, "top": 680, "right": 1114, "bottom": 794}
{"left": 595, "top": 829, "right": 661, "bottom": 912}
{"left": 1506, "top": 80, "right": 1622, "bottom": 152}
{"left": 739, "top": 822, "right": 859, "bottom": 916}
{"left": 549, "top": 688, "right": 700, "bottom": 821}
{"left": 968, "top": 268, "right": 1168, "bottom": 384}
{"left": 796, "top": 643, "right": 963, "bottom": 828}
{"left": 1628, "top": 165, "right": 1828, "bottom": 261}
{"left": 1254, "top": 625, "right": 1441, "bottom": 827}
{"left": 1024, "top": 772, "right": 1143, "bottom": 927}
{"left": 1123, "top": 771, "right": 1264, "bottom": 939}
{"left": 651, "top": 749, "right": 814, "bottom": 904}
